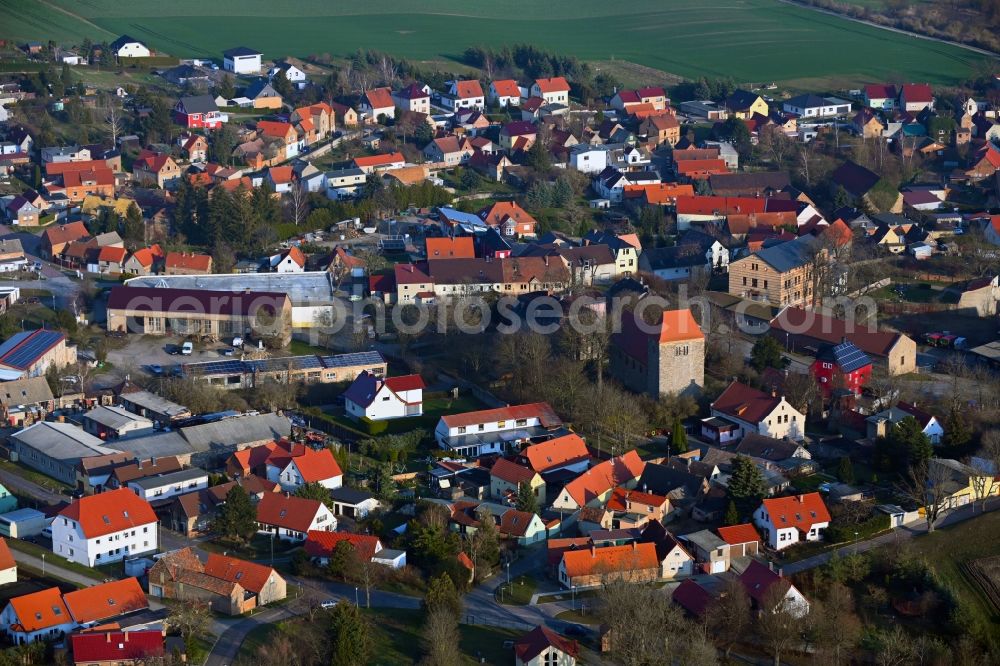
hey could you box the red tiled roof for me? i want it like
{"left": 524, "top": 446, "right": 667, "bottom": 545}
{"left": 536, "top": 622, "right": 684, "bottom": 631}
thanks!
{"left": 63, "top": 578, "right": 148, "bottom": 624}
{"left": 896, "top": 401, "right": 935, "bottom": 428}
{"left": 353, "top": 152, "right": 404, "bottom": 168}
{"left": 711, "top": 381, "right": 782, "bottom": 424}
{"left": 255, "top": 492, "right": 326, "bottom": 533}
{"left": 440, "top": 402, "right": 561, "bottom": 429}
{"left": 865, "top": 84, "right": 896, "bottom": 100}
{"left": 164, "top": 251, "right": 212, "bottom": 271}
{"left": 279, "top": 246, "right": 305, "bottom": 268}
{"left": 534, "top": 77, "right": 570, "bottom": 94}
{"left": 490, "top": 458, "right": 537, "bottom": 485}
{"left": 769, "top": 306, "right": 905, "bottom": 358}
{"left": 269, "top": 166, "right": 293, "bottom": 184}
{"left": 672, "top": 578, "right": 713, "bottom": 616}
{"left": 384, "top": 374, "right": 425, "bottom": 392}
{"left": 453, "top": 80, "right": 484, "bottom": 99}
{"left": 0, "top": 538, "right": 14, "bottom": 571}
{"left": 727, "top": 211, "right": 796, "bottom": 235}
{"left": 491, "top": 79, "right": 520, "bottom": 97}
{"left": 98, "top": 245, "right": 127, "bottom": 263}
{"left": 203, "top": 553, "right": 279, "bottom": 594}
{"left": 71, "top": 629, "right": 164, "bottom": 662}
{"left": 760, "top": 493, "right": 831, "bottom": 534}
{"left": 426, "top": 237, "right": 475, "bottom": 259}
{"left": 9, "top": 587, "right": 71, "bottom": 632}
{"left": 521, "top": 433, "right": 589, "bottom": 473}
{"left": 499, "top": 509, "right": 538, "bottom": 537}
{"left": 45, "top": 159, "right": 109, "bottom": 176}
{"left": 63, "top": 168, "right": 115, "bottom": 188}
{"left": 624, "top": 183, "right": 694, "bottom": 205}
{"left": 561, "top": 451, "right": 645, "bottom": 507}
{"left": 716, "top": 523, "right": 760, "bottom": 546}
{"left": 43, "top": 221, "right": 89, "bottom": 247}
{"left": 676, "top": 195, "right": 766, "bottom": 216}
{"left": 637, "top": 87, "right": 666, "bottom": 99}
{"left": 129, "top": 244, "right": 164, "bottom": 268}
{"left": 514, "top": 625, "right": 579, "bottom": 662}
{"left": 562, "top": 542, "right": 658, "bottom": 578}
{"left": 393, "top": 262, "right": 432, "bottom": 285}
{"left": 305, "top": 530, "right": 381, "bottom": 561}
{"left": 478, "top": 201, "right": 537, "bottom": 228}
{"left": 58, "top": 488, "right": 157, "bottom": 539}
{"left": 288, "top": 446, "right": 343, "bottom": 483}
{"left": 365, "top": 87, "right": 394, "bottom": 110}
{"left": 613, "top": 308, "right": 704, "bottom": 365}
{"left": 256, "top": 120, "right": 295, "bottom": 139}
{"left": 606, "top": 486, "right": 667, "bottom": 512}
{"left": 740, "top": 559, "right": 793, "bottom": 606}
{"left": 901, "top": 83, "right": 933, "bottom": 103}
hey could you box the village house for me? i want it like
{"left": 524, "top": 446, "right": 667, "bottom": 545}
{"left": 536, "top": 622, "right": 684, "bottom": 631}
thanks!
{"left": 70, "top": 629, "right": 166, "bottom": 665}
{"left": 531, "top": 77, "right": 570, "bottom": 106}
{"left": 559, "top": 541, "right": 659, "bottom": 588}
{"left": 435, "top": 402, "right": 564, "bottom": 458}
{"left": 490, "top": 458, "right": 544, "bottom": 506}
{"left": 489, "top": 79, "right": 522, "bottom": 107}
{"left": 500, "top": 120, "right": 538, "bottom": 152}
{"left": 133, "top": 152, "right": 181, "bottom": 189}
{"left": 753, "top": 492, "right": 831, "bottom": 550}
{"left": 864, "top": 84, "right": 897, "bottom": 111}
{"left": 181, "top": 134, "right": 209, "bottom": 162}
{"left": 740, "top": 559, "right": 810, "bottom": 616}
{"left": 223, "top": 46, "right": 262, "bottom": 74}
{"left": 256, "top": 492, "right": 336, "bottom": 541}
{"left": 724, "top": 90, "right": 769, "bottom": 119}
{"left": 640, "top": 114, "right": 681, "bottom": 147}
{"left": 304, "top": 530, "right": 407, "bottom": 568}
{"left": 343, "top": 371, "right": 425, "bottom": 421}
{"left": 514, "top": 625, "right": 579, "bottom": 666}
{"left": 122, "top": 244, "right": 164, "bottom": 276}
{"left": 353, "top": 152, "right": 405, "bottom": 174}
{"left": 360, "top": 87, "right": 396, "bottom": 121}
{"left": 866, "top": 401, "right": 944, "bottom": 444}
{"left": 163, "top": 251, "right": 213, "bottom": 275}
{"left": 517, "top": 433, "right": 591, "bottom": 475}
{"left": 478, "top": 200, "right": 538, "bottom": 237}
{"left": 174, "top": 95, "right": 225, "bottom": 130}
{"left": 728, "top": 235, "right": 819, "bottom": 307}
{"left": 52, "top": 488, "right": 158, "bottom": 566}
{"left": 392, "top": 83, "right": 430, "bottom": 114}
{"left": 811, "top": 339, "right": 873, "bottom": 397}
{"left": 444, "top": 79, "right": 486, "bottom": 111}
{"left": 109, "top": 34, "right": 151, "bottom": 59}
{"left": 424, "top": 135, "right": 473, "bottom": 165}
{"left": 705, "top": 380, "right": 806, "bottom": 442}
{"left": 204, "top": 553, "right": 287, "bottom": 606}
{"left": 551, "top": 451, "right": 645, "bottom": 512}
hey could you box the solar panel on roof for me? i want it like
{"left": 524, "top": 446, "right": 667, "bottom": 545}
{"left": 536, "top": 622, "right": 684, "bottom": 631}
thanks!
{"left": 322, "top": 351, "right": 384, "bottom": 368}
{"left": 832, "top": 342, "right": 871, "bottom": 373}
{"left": 183, "top": 352, "right": 384, "bottom": 377}
{"left": 0, "top": 330, "right": 65, "bottom": 370}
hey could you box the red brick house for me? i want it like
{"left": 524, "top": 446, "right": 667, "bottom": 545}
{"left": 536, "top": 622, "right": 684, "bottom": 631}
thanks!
{"left": 810, "top": 339, "right": 873, "bottom": 398}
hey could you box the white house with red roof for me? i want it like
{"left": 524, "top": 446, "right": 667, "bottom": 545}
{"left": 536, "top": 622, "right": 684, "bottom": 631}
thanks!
{"left": 488, "top": 79, "right": 522, "bottom": 107}
{"left": 899, "top": 83, "right": 934, "bottom": 112}
{"left": 52, "top": 488, "right": 158, "bottom": 566}
{"left": 392, "top": 82, "right": 430, "bottom": 114}
{"left": 0, "top": 587, "right": 74, "bottom": 644}
{"left": 707, "top": 380, "right": 805, "bottom": 442}
{"left": 530, "top": 77, "right": 570, "bottom": 106}
{"left": 304, "top": 529, "right": 407, "bottom": 568}
{"left": 434, "top": 402, "right": 564, "bottom": 457}
{"left": 343, "top": 371, "right": 425, "bottom": 421}
{"left": 551, "top": 451, "right": 645, "bottom": 512}
{"left": 444, "top": 80, "right": 485, "bottom": 111}
{"left": 0, "top": 538, "right": 16, "bottom": 585}
{"left": 753, "top": 492, "right": 830, "bottom": 551}
{"left": 864, "top": 84, "right": 897, "bottom": 111}
{"left": 265, "top": 445, "right": 343, "bottom": 490}
{"left": 360, "top": 87, "right": 395, "bottom": 121}
{"left": 256, "top": 492, "right": 335, "bottom": 541}
{"left": 514, "top": 625, "right": 579, "bottom": 666}
{"left": 739, "top": 559, "right": 810, "bottom": 616}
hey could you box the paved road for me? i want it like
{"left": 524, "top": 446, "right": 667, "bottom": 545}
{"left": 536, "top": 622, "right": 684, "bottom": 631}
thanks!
{"left": 0, "top": 467, "right": 67, "bottom": 506}
{"left": 8, "top": 545, "right": 102, "bottom": 587}
{"left": 783, "top": 496, "right": 1000, "bottom": 575}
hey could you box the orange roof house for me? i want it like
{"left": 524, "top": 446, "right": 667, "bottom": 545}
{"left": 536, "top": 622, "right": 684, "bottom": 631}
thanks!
{"left": 4, "top": 587, "right": 73, "bottom": 636}
{"left": 256, "top": 121, "right": 296, "bottom": 143}
{"left": 452, "top": 80, "right": 484, "bottom": 100}
{"left": 353, "top": 152, "right": 405, "bottom": 173}
{"left": 0, "top": 538, "right": 15, "bottom": 576}
{"left": 478, "top": 201, "right": 538, "bottom": 237}
{"left": 533, "top": 77, "right": 570, "bottom": 95}
{"left": 624, "top": 183, "right": 694, "bottom": 206}
{"left": 560, "top": 542, "right": 659, "bottom": 586}
{"left": 491, "top": 79, "right": 521, "bottom": 99}
{"left": 363, "top": 87, "right": 395, "bottom": 113}
{"left": 203, "top": 553, "right": 284, "bottom": 598}
{"left": 553, "top": 450, "right": 645, "bottom": 510}
{"left": 425, "top": 236, "right": 475, "bottom": 259}
{"left": 58, "top": 488, "right": 157, "bottom": 540}
{"left": 519, "top": 433, "right": 590, "bottom": 473}
{"left": 754, "top": 492, "right": 830, "bottom": 550}
{"left": 304, "top": 530, "right": 382, "bottom": 562}
{"left": 717, "top": 523, "right": 761, "bottom": 547}
{"left": 164, "top": 251, "right": 213, "bottom": 275}
{"left": 63, "top": 578, "right": 148, "bottom": 625}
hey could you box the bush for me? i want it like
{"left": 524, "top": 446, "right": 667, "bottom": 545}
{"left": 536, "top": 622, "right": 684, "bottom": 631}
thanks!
{"left": 825, "top": 512, "right": 890, "bottom": 544}
{"left": 359, "top": 416, "right": 388, "bottom": 436}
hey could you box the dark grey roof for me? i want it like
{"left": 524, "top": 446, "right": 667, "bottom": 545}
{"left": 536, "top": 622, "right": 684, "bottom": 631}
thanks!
{"left": 130, "top": 467, "right": 208, "bottom": 490}
{"left": 642, "top": 244, "right": 706, "bottom": 270}
{"left": 784, "top": 94, "right": 831, "bottom": 109}
{"left": 734, "top": 433, "right": 802, "bottom": 462}
{"left": 110, "top": 35, "right": 145, "bottom": 51}
{"left": 244, "top": 79, "right": 277, "bottom": 99}
{"left": 178, "top": 95, "right": 218, "bottom": 114}
{"left": 754, "top": 235, "right": 815, "bottom": 273}
{"left": 638, "top": 463, "right": 703, "bottom": 498}
{"left": 329, "top": 487, "right": 376, "bottom": 505}
{"left": 224, "top": 46, "right": 261, "bottom": 58}
{"left": 180, "top": 413, "right": 291, "bottom": 450}
{"left": 725, "top": 90, "right": 763, "bottom": 112}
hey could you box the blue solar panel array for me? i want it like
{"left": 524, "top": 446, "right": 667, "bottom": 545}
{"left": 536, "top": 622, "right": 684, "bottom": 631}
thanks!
{"left": 831, "top": 341, "right": 871, "bottom": 373}
{"left": 0, "top": 330, "right": 65, "bottom": 370}
{"left": 183, "top": 351, "right": 384, "bottom": 376}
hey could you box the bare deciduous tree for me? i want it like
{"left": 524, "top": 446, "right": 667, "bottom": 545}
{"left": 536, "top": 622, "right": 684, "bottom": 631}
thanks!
{"left": 896, "top": 459, "right": 952, "bottom": 532}
{"left": 288, "top": 181, "right": 309, "bottom": 226}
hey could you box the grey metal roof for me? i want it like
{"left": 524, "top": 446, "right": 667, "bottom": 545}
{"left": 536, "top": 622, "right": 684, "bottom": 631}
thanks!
{"left": 224, "top": 46, "right": 261, "bottom": 57}
{"left": 130, "top": 467, "right": 208, "bottom": 490}
{"left": 183, "top": 351, "right": 384, "bottom": 378}
{"left": 103, "top": 431, "right": 197, "bottom": 459}
{"left": 12, "top": 421, "right": 117, "bottom": 461}
{"left": 0, "top": 376, "right": 53, "bottom": 406}
{"left": 754, "top": 235, "right": 815, "bottom": 273}
{"left": 84, "top": 405, "right": 153, "bottom": 431}
{"left": 681, "top": 529, "right": 726, "bottom": 552}
{"left": 124, "top": 271, "right": 336, "bottom": 305}
{"left": 180, "top": 413, "right": 291, "bottom": 451}
{"left": 120, "top": 391, "right": 190, "bottom": 418}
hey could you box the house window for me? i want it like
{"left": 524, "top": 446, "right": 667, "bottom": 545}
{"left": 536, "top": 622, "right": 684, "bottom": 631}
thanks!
{"left": 458, "top": 426, "right": 466, "bottom": 434}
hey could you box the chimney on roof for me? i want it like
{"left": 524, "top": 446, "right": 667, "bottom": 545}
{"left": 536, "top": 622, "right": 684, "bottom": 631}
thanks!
{"left": 590, "top": 545, "right": 595, "bottom": 557}
{"left": 771, "top": 389, "right": 777, "bottom": 398}
{"left": 769, "top": 560, "right": 775, "bottom": 572}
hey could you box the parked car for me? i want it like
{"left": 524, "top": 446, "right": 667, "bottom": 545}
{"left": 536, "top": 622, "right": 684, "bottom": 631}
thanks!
{"left": 232, "top": 336, "right": 244, "bottom": 347}
{"left": 148, "top": 364, "right": 163, "bottom": 375}
{"left": 320, "top": 599, "right": 338, "bottom": 609}
{"left": 181, "top": 341, "right": 193, "bottom": 355}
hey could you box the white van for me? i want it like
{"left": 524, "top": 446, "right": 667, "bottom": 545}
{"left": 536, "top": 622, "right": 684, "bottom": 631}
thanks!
{"left": 181, "top": 341, "right": 193, "bottom": 355}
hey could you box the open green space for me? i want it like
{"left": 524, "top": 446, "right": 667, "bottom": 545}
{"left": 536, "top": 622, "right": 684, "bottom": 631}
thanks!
{"left": 908, "top": 509, "right": 1000, "bottom": 644}
{"left": 6, "top": 538, "right": 106, "bottom": 582}
{"left": 499, "top": 574, "right": 538, "bottom": 605}
{"left": 0, "top": 1, "right": 987, "bottom": 86}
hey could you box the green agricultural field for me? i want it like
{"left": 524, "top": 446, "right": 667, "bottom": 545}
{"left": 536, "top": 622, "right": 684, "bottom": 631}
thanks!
{"left": 0, "top": 0, "right": 992, "bottom": 86}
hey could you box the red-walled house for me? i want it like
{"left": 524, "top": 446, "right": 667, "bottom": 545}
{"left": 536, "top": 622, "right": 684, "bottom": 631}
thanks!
{"left": 175, "top": 95, "right": 226, "bottom": 129}
{"left": 811, "top": 340, "right": 872, "bottom": 398}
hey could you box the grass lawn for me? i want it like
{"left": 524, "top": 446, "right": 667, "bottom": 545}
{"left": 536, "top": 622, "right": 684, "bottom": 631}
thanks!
{"left": 6, "top": 538, "right": 106, "bottom": 582}
{"left": 554, "top": 609, "right": 600, "bottom": 625}
{"left": 500, "top": 575, "right": 538, "bottom": 605}
{"left": 908, "top": 510, "right": 1000, "bottom": 648}
{"left": 0, "top": 459, "right": 72, "bottom": 493}
{"left": 15, "top": 1, "right": 986, "bottom": 86}
{"left": 198, "top": 533, "right": 300, "bottom": 562}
